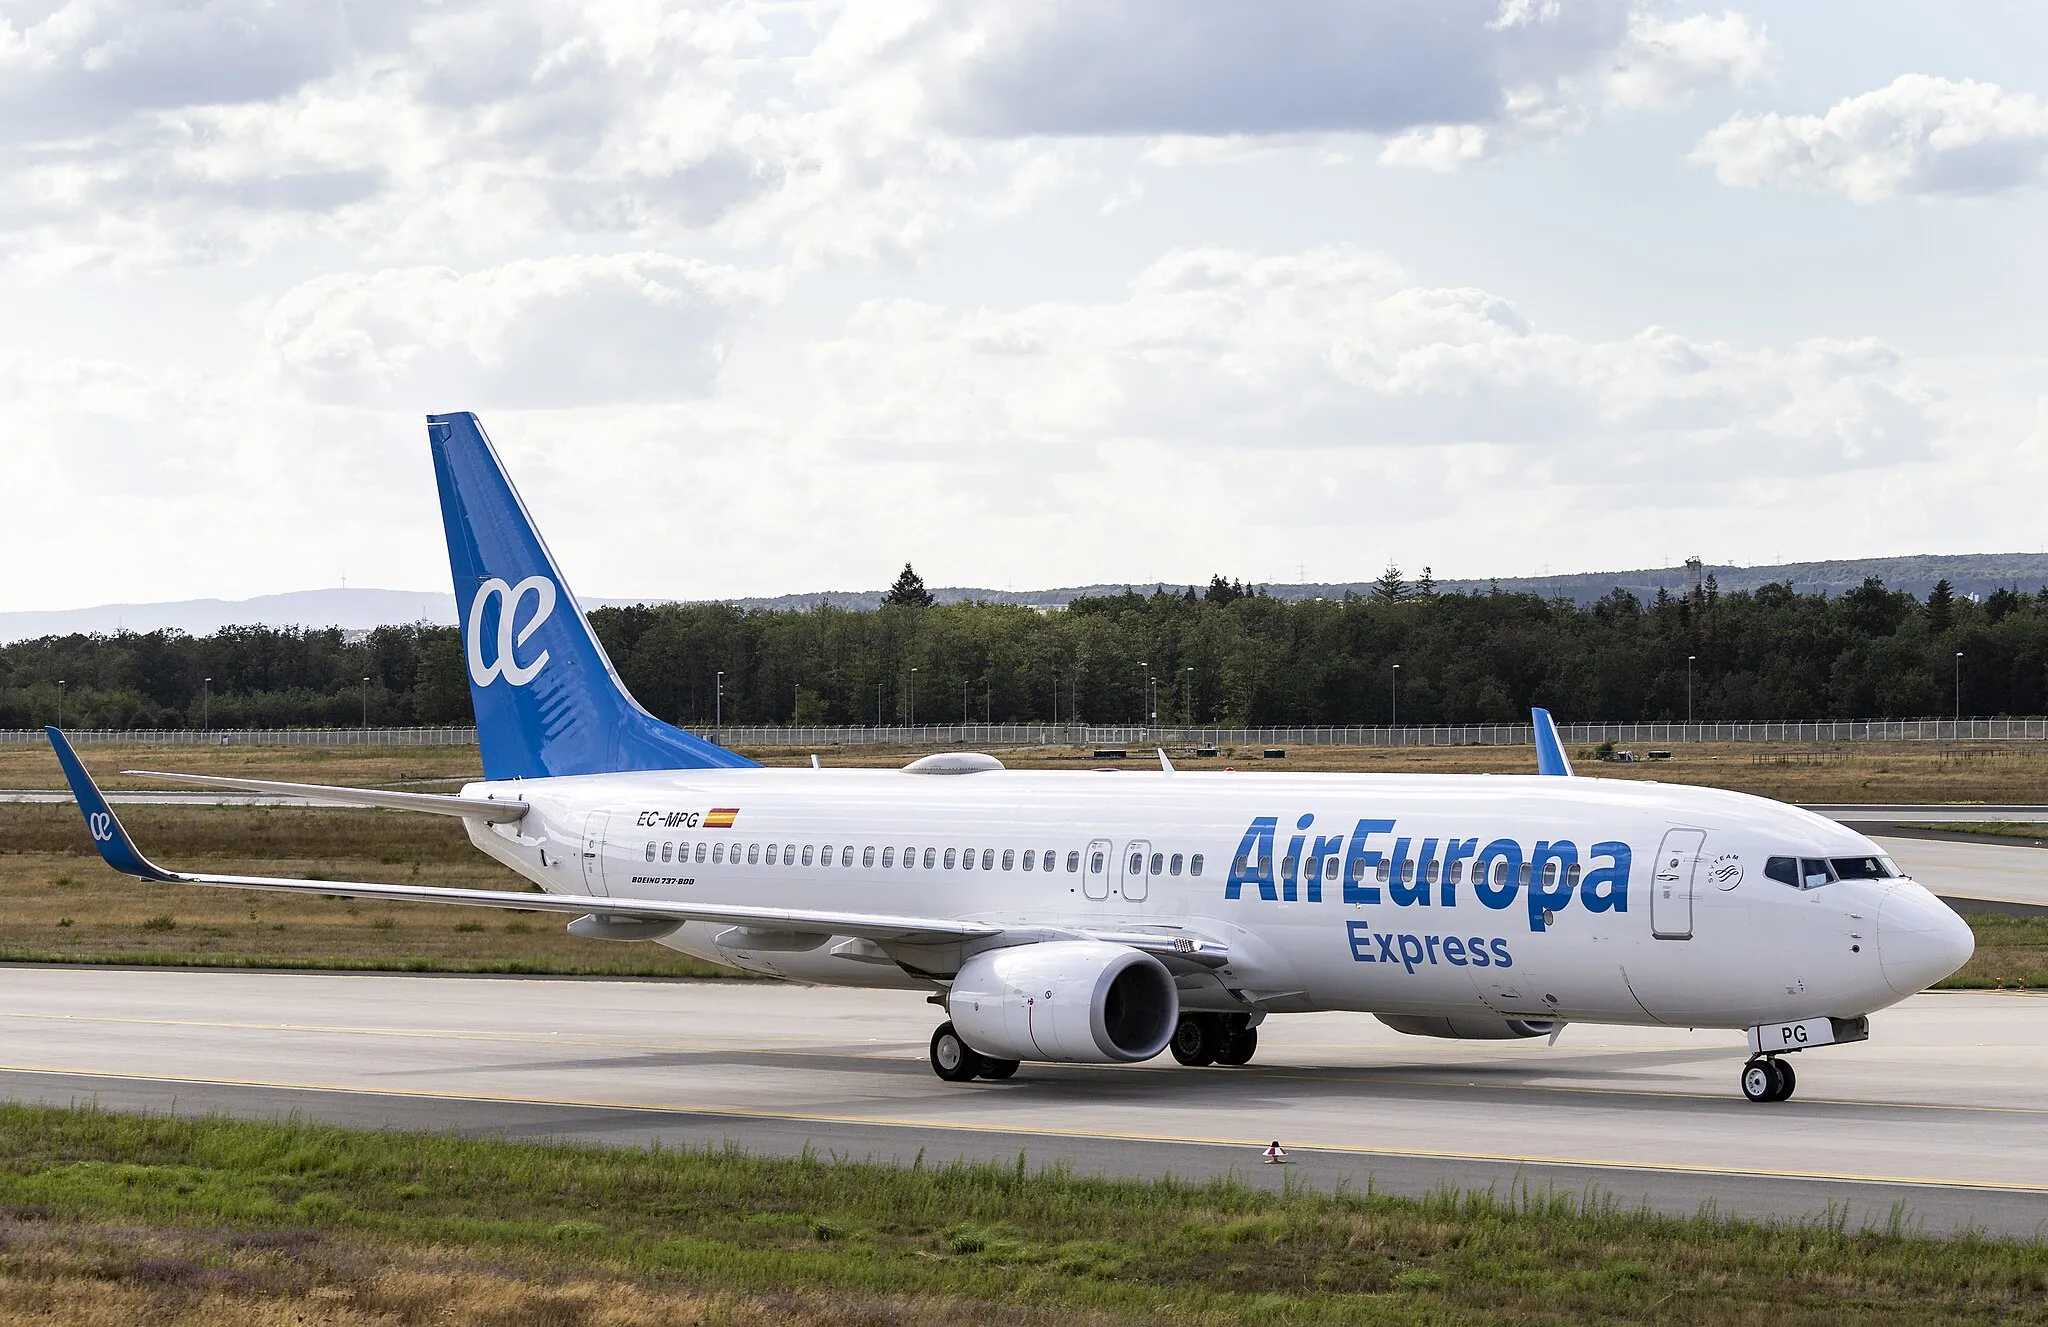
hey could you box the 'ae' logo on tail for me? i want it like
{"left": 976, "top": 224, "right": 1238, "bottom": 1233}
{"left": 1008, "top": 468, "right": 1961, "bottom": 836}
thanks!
{"left": 467, "top": 575, "right": 557, "bottom": 687}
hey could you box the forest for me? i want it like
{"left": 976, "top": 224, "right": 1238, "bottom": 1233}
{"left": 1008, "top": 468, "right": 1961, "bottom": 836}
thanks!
{"left": 3, "top": 571, "right": 2045, "bottom": 731}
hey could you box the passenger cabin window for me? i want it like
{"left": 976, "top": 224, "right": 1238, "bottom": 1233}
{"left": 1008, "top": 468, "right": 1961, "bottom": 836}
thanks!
{"left": 644, "top": 842, "right": 656, "bottom": 862}
{"left": 712, "top": 843, "right": 725, "bottom": 864}
{"left": 881, "top": 847, "right": 894, "bottom": 868}
{"left": 1169, "top": 853, "right": 1182, "bottom": 876}
{"left": 1002, "top": 850, "right": 1015, "bottom": 871}
{"left": 1448, "top": 860, "right": 1463, "bottom": 883}
{"left": 1066, "top": 851, "right": 1080, "bottom": 873}
{"left": 695, "top": 843, "right": 707, "bottom": 863}
{"left": 747, "top": 843, "right": 760, "bottom": 865}
{"left": 982, "top": 849, "right": 994, "bottom": 870}
{"left": 766, "top": 844, "right": 779, "bottom": 866}
{"left": 1130, "top": 852, "right": 1144, "bottom": 875}
{"left": 801, "top": 845, "right": 814, "bottom": 867}
{"left": 1190, "top": 854, "right": 1204, "bottom": 877}
{"left": 962, "top": 847, "right": 975, "bottom": 871}
{"left": 1045, "top": 847, "right": 1058, "bottom": 869}
{"left": 1022, "top": 850, "right": 1036, "bottom": 871}
{"left": 1149, "top": 852, "right": 1163, "bottom": 875}
{"left": 944, "top": 848, "right": 957, "bottom": 869}
{"left": 863, "top": 846, "right": 876, "bottom": 867}
{"left": 1090, "top": 851, "right": 1105, "bottom": 874}
{"left": 924, "top": 847, "right": 937, "bottom": 868}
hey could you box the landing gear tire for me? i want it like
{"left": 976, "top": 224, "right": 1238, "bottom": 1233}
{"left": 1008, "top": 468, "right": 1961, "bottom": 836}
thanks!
{"left": 1741, "top": 1056, "right": 1795, "bottom": 1103}
{"left": 979, "top": 1057, "right": 1020, "bottom": 1080}
{"left": 1170, "top": 1014, "right": 1219, "bottom": 1066}
{"left": 931, "top": 1022, "right": 983, "bottom": 1083}
{"left": 1214, "top": 1021, "right": 1258, "bottom": 1067}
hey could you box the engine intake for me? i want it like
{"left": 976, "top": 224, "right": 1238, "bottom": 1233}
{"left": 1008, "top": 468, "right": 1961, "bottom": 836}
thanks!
{"left": 1375, "top": 1014, "right": 1556, "bottom": 1040}
{"left": 950, "top": 941, "right": 1178, "bottom": 1063}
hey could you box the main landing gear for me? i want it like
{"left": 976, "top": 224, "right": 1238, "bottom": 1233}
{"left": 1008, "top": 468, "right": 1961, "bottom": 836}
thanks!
{"left": 1169, "top": 1013, "right": 1259, "bottom": 1068}
{"left": 1740, "top": 1055, "right": 1797, "bottom": 1103}
{"left": 930, "top": 1021, "right": 1020, "bottom": 1083}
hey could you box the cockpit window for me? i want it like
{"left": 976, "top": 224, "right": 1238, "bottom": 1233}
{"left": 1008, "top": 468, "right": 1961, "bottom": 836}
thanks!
{"left": 1830, "top": 856, "right": 1894, "bottom": 880}
{"left": 1766, "top": 856, "right": 1838, "bottom": 889}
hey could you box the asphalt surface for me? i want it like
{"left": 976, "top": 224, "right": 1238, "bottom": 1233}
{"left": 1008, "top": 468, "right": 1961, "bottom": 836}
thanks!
{"left": 2, "top": 968, "right": 2044, "bottom": 1239}
{"left": 1877, "top": 834, "right": 2048, "bottom": 907}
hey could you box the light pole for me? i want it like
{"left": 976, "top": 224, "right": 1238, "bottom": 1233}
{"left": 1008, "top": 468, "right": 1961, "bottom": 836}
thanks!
{"left": 908, "top": 667, "right": 918, "bottom": 727}
{"left": 1390, "top": 663, "right": 1400, "bottom": 728}
{"left": 714, "top": 670, "right": 724, "bottom": 745}
{"left": 1182, "top": 665, "right": 1194, "bottom": 727}
{"left": 361, "top": 677, "right": 370, "bottom": 728}
{"left": 876, "top": 681, "right": 884, "bottom": 728}
{"left": 202, "top": 677, "right": 211, "bottom": 732}
{"left": 56, "top": 679, "right": 64, "bottom": 730}
{"left": 1687, "top": 655, "right": 1695, "bottom": 725}
{"left": 1955, "top": 651, "right": 1964, "bottom": 725}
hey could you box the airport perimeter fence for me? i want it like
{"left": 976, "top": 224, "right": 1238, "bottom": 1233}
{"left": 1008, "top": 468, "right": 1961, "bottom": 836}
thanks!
{"left": 11, "top": 718, "right": 2048, "bottom": 748}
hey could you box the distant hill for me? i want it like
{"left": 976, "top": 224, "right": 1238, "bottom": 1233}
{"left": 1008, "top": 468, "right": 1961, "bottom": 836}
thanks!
{"left": 7, "top": 553, "right": 2046, "bottom": 642}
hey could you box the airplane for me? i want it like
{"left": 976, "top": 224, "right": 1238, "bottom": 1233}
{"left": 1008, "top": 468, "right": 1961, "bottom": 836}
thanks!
{"left": 47, "top": 411, "right": 1976, "bottom": 1103}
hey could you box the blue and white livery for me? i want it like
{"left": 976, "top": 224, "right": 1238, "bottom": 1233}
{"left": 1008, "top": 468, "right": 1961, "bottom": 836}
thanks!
{"left": 49, "top": 412, "right": 1975, "bottom": 1102}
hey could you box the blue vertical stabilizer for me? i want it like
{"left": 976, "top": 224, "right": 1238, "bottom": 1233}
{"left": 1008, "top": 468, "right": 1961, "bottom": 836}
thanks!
{"left": 429, "top": 411, "right": 755, "bottom": 779}
{"left": 1532, "top": 707, "right": 1574, "bottom": 777}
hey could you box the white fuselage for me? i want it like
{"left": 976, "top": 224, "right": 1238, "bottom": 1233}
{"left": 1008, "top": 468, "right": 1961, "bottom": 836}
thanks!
{"left": 460, "top": 767, "right": 1969, "bottom": 1030}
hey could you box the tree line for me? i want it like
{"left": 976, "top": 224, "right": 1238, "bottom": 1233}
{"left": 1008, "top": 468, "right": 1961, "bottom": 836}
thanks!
{"left": 5, "top": 568, "right": 2047, "bottom": 731}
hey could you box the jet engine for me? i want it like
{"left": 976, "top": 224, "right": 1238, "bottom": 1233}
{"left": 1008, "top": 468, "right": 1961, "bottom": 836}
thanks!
{"left": 1375, "top": 1014, "right": 1557, "bottom": 1040}
{"left": 949, "top": 940, "right": 1178, "bottom": 1063}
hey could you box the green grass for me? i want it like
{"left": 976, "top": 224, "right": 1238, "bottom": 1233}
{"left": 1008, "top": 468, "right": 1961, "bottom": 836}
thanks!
{"left": 1933, "top": 914, "right": 2048, "bottom": 989}
{"left": 1, "top": 1104, "right": 2045, "bottom": 1323}
{"left": 1932, "top": 822, "right": 2048, "bottom": 841}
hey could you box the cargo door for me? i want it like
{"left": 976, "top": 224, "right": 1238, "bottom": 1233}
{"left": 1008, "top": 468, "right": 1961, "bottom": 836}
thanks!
{"left": 1651, "top": 827, "right": 1706, "bottom": 940}
{"left": 581, "top": 810, "right": 612, "bottom": 897}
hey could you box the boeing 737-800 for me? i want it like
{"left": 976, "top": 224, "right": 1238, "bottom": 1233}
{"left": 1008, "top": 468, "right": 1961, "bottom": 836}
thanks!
{"left": 49, "top": 411, "right": 1976, "bottom": 1102}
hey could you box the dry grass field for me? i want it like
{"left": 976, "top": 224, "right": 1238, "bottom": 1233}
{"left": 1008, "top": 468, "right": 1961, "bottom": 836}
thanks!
{"left": 2, "top": 739, "right": 2044, "bottom": 983}
{"left": 10, "top": 735, "right": 2048, "bottom": 802}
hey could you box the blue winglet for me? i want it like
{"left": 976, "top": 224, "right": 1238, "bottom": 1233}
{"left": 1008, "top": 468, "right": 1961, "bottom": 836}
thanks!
{"left": 45, "top": 727, "right": 178, "bottom": 881}
{"left": 1531, "top": 708, "right": 1574, "bottom": 777}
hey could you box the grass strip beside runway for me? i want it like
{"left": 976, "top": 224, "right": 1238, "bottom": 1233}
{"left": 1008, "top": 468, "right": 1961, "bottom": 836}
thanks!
{"left": 1, "top": 1105, "right": 2045, "bottom": 1324}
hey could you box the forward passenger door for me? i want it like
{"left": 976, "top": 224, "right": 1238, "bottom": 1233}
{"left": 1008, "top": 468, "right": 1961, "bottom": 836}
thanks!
{"left": 1651, "top": 828, "right": 1706, "bottom": 939}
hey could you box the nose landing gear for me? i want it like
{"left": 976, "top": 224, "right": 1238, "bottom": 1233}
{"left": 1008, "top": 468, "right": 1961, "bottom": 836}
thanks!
{"left": 1740, "top": 1055, "right": 1797, "bottom": 1103}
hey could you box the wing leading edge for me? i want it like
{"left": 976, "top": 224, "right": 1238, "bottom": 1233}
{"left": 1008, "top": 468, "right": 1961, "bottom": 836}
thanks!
{"left": 46, "top": 728, "right": 997, "bottom": 947}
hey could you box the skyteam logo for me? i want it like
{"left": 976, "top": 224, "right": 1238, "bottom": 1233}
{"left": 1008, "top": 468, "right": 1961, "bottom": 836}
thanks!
{"left": 467, "top": 575, "right": 557, "bottom": 687}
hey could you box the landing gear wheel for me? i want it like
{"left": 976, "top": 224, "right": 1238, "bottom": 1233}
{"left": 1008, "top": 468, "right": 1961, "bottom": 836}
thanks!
{"left": 1213, "top": 1023, "right": 1258, "bottom": 1067}
{"left": 1741, "top": 1057, "right": 1792, "bottom": 1103}
{"left": 930, "top": 1022, "right": 982, "bottom": 1083}
{"left": 1170, "top": 1015, "right": 1219, "bottom": 1066}
{"left": 979, "top": 1057, "right": 1020, "bottom": 1080}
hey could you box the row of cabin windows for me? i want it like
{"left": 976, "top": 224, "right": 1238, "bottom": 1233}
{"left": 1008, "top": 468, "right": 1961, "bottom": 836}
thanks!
{"left": 1230, "top": 852, "right": 1582, "bottom": 890}
{"left": 645, "top": 839, "right": 1204, "bottom": 877}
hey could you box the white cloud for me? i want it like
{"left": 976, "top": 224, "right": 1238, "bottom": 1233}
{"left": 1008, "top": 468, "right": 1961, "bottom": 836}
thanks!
{"left": 806, "top": 245, "right": 1935, "bottom": 481}
{"left": 1693, "top": 74, "right": 2048, "bottom": 201}
{"left": 264, "top": 255, "right": 783, "bottom": 407}
{"left": 1604, "top": 11, "right": 1773, "bottom": 110}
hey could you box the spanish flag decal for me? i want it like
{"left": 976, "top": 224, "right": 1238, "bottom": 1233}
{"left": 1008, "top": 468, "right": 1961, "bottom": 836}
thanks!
{"left": 704, "top": 808, "right": 740, "bottom": 829}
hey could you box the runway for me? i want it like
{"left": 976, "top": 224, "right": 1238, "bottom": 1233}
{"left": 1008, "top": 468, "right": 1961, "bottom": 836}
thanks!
{"left": 1876, "top": 834, "right": 2048, "bottom": 908}
{"left": 2, "top": 967, "right": 2044, "bottom": 1239}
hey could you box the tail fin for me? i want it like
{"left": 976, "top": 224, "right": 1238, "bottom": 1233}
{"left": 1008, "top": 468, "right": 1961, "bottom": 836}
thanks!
{"left": 1531, "top": 707, "right": 1573, "bottom": 777}
{"left": 428, "top": 412, "right": 755, "bottom": 779}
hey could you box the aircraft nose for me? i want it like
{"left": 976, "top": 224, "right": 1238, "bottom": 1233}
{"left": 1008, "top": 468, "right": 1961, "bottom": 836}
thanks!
{"left": 1878, "top": 884, "right": 1975, "bottom": 996}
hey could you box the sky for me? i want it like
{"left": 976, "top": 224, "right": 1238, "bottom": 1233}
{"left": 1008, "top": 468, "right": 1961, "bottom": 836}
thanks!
{"left": 3, "top": 0, "right": 2047, "bottom": 610}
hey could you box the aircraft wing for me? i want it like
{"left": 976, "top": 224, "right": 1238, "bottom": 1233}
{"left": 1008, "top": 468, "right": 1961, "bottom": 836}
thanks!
{"left": 47, "top": 728, "right": 997, "bottom": 946}
{"left": 121, "top": 769, "right": 528, "bottom": 822}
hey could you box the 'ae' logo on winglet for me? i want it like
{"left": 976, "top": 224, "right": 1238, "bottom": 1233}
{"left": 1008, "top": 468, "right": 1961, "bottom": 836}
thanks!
{"left": 88, "top": 812, "right": 114, "bottom": 843}
{"left": 467, "top": 575, "right": 557, "bottom": 687}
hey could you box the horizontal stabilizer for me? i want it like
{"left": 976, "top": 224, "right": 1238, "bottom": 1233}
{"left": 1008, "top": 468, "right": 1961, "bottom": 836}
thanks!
{"left": 122, "top": 770, "right": 527, "bottom": 822}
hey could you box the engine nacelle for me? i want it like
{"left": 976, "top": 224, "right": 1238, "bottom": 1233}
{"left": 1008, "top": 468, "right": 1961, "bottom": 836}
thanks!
{"left": 950, "top": 941, "right": 1178, "bottom": 1063}
{"left": 1375, "top": 1014, "right": 1557, "bottom": 1040}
